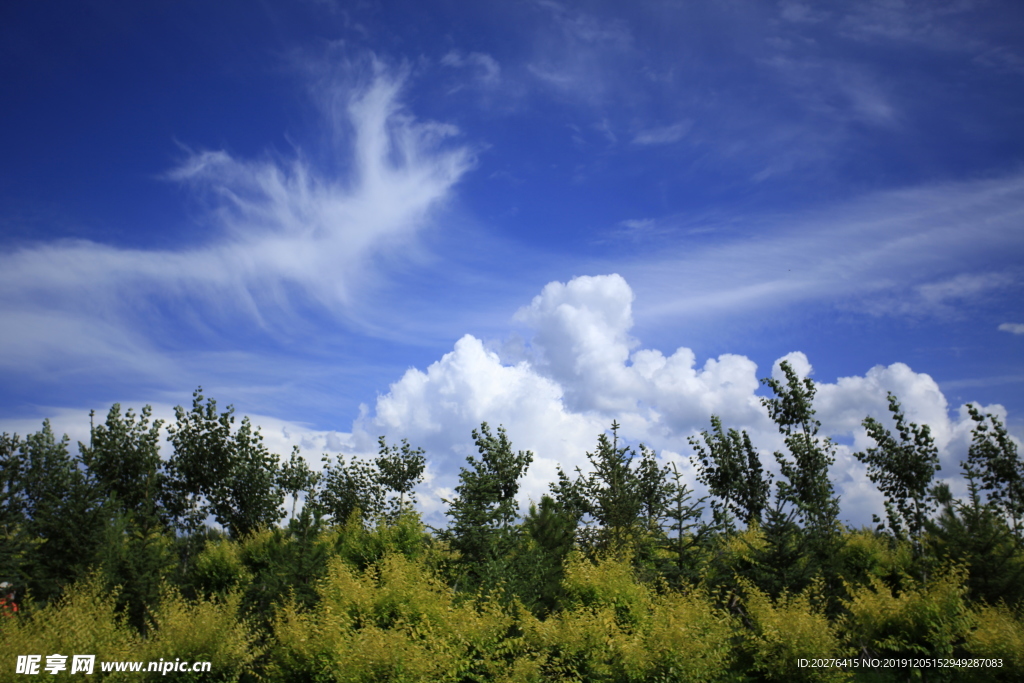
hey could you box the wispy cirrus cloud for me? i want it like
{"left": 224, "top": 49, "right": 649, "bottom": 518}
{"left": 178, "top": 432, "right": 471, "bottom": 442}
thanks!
{"left": 632, "top": 121, "right": 692, "bottom": 146}
{"left": 622, "top": 172, "right": 1024, "bottom": 324}
{"left": 0, "top": 57, "right": 474, "bottom": 382}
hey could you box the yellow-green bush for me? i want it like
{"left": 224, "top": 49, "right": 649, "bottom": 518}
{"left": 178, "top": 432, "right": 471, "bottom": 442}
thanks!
{"left": 738, "top": 579, "right": 851, "bottom": 682}
{"left": 522, "top": 554, "right": 737, "bottom": 682}
{"left": 0, "top": 575, "right": 138, "bottom": 681}
{"left": 963, "top": 602, "right": 1024, "bottom": 680}
{"left": 838, "top": 529, "right": 913, "bottom": 589}
{"left": 269, "top": 552, "right": 532, "bottom": 682}
{"left": 138, "top": 587, "right": 258, "bottom": 682}
{"left": 191, "top": 537, "right": 253, "bottom": 598}
{"left": 560, "top": 552, "right": 651, "bottom": 629}
{"left": 641, "top": 590, "right": 737, "bottom": 682}
{"left": 840, "top": 566, "right": 972, "bottom": 660}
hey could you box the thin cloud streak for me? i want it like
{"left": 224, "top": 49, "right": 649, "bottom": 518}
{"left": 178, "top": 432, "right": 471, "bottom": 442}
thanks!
{"left": 626, "top": 172, "right": 1024, "bottom": 323}
{"left": 0, "top": 61, "right": 475, "bottom": 375}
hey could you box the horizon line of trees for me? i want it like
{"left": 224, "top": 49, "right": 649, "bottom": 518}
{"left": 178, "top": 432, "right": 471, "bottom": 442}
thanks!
{"left": 2, "top": 364, "right": 1024, "bottom": 680}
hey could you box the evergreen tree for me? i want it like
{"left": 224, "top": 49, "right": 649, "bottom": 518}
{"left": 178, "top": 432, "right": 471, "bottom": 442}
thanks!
{"left": 758, "top": 361, "right": 842, "bottom": 598}
{"left": 579, "top": 421, "right": 645, "bottom": 553}
{"left": 519, "top": 494, "right": 577, "bottom": 614}
{"left": 662, "top": 462, "right": 710, "bottom": 587}
{"left": 11, "top": 421, "right": 106, "bottom": 602}
{"left": 442, "top": 423, "right": 532, "bottom": 586}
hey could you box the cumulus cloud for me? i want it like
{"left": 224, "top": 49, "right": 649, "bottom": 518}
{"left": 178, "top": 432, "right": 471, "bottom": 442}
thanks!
{"left": 352, "top": 273, "right": 1011, "bottom": 528}
{"left": 999, "top": 322, "right": 1024, "bottom": 335}
{"left": 0, "top": 57, "right": 474, "bottom": 378}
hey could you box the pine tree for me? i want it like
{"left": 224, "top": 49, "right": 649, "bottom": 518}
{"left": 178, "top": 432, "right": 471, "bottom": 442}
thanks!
{"left": 442, "top": 423, "right": 532, "bottom": 587}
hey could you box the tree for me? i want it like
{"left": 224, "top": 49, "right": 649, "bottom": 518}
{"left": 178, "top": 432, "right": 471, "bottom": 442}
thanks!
{"left": 278, "top": 446, "right": 319, "bottom": 522}
{"left": 219, "top": 416, "right": 285, "bottom": 538}
{"left": 761, "top": 361, "right": 840, "bottom": 539}
{"left": 165, "top": 388, "right": 237, "bottom": 535}
{"left": 375, "top": 436, "right": 426, "bottom": 521}
{"left": 313, "top": 452, "right": 382, "bottom": 526}
{"left": 442, "top": 423, "right": 533, "bottom": 583}
{"left": 964, "top": 404, "right": 1024, "bottom": 541}
{"left": 7, "top": 422, "right": 106, "bottom": 601}
{"left": 165, "top": 388, "right": 285, "bottom": 538}
{"left": 689, "top": 415, "right": 772, "bottom": 530}
{"left": 854, "top": 392, "right": 940, "bottom": 553}
{"left": 758, "top": 362, "right": 842, "bottom": 599}
{"left": 79, "top": 404, "right": 165, "bottom": 525}
{"left": 662, "top": 462, "right": 710, "bottom": 587}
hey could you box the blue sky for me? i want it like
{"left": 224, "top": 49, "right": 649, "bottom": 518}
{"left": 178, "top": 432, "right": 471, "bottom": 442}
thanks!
{"left": 2, "top": 0, "right": 1023, "bottom": 527}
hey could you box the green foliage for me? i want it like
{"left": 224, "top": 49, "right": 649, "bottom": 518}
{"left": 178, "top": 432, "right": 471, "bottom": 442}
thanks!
{"left": 80, "top": 404, "right": 165, "bottom": 525}
{"left": 964, "top": 602, "right": 1024, "bottom": 680}
{"left": 269, "top": 551, "right": 526, "bottom": 683}
{"left": 735, "top": 578, "right": 851, "bottom": 682}
{"left": 926, "top": 479, "right": 1024, "bottom": 607}
{"left": 278, "top": 446, "right": 319, "bottom": 522}
{"left": 97, "top": 513, "right": 176, "bottom": 635}
{"left": 689, "top": 415, "right": 772, "bottom": 529}
{"left": 376, "top": 437, "right": 427, "bottom": 522}
{"left": 4, "top": 421, "right": 106, "bottom": 602}
{"left": 442, "top": 423, "right": 533, "bottom": 590}
{"left": 516, "top": 495, "right": 577, "bottom": 615}
{"left": 761, "top": 361, "right": 841, "bottom": 539}
{"left": 855, "top": 393, "right": 941, "bottom": 553}
{"left": 759, "top": 362, "right": 844, "bottom": 601}
{"left": 140, "top": 587, "right": 259, "bottom": 682}
{"left": 165, "top": 388, "right": 285, "bottom": 538}
{"left": 191, "top": 538, "right": 254, "bottom": 599}
{"left": 7, "top": 387, "right": 1024, "bottom": 681}
{"left": 315, "top": 452, "right": 382, "bottom": 526}
{"left": 524, "top": 552, "right": 738, "bottom": 682}
{"left": 660, "top": 462, "right": 711, "bottom": 588}
{"left": 840, "top": 566, "right": 973, "bottom": 671}
{"left": 964, "top": 404, "right": 1024, "bottom": 540}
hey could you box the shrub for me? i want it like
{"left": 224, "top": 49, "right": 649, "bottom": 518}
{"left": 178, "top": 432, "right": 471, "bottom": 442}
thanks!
{"left": 737, "top": 578, "right": 851, "bottom": 682}
{"left": 0, "top": 574, "right": 137, "bottom": 681}
{"left": 963, "top": 602, "right": 1024, "bottom": 681}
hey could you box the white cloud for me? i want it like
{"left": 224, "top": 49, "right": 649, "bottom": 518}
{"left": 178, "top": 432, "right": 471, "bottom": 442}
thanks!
{"left": 5, "top": 273, "right": 1015, "bottom": 531}
{"left": 632, "top": 122, "right": 692, "bottom": 146}
{"left": 999, "top": 322, "right": 1024, "bottom": 335}
{"left": 350, "top": 273, "right": 1014, "bottom": 528}
{"left": 441, "top": 50, "right": 501, "bottom": 85}
{"left": 0, "top": 58, "right": 474, "bottom": 380}
{"left": 627, "top": 172, "right": 1024, "bottom": 325}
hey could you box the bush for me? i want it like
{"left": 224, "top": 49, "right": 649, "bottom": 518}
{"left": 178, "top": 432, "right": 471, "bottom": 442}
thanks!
{"left": 0, "top": 575, "right": 137, "bottom": 681}
{"left": 963, "top": 602, "right": 1024, "bottom": 681}
{"left": 737, "top": 578, "right": 851, "bottom": 682}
